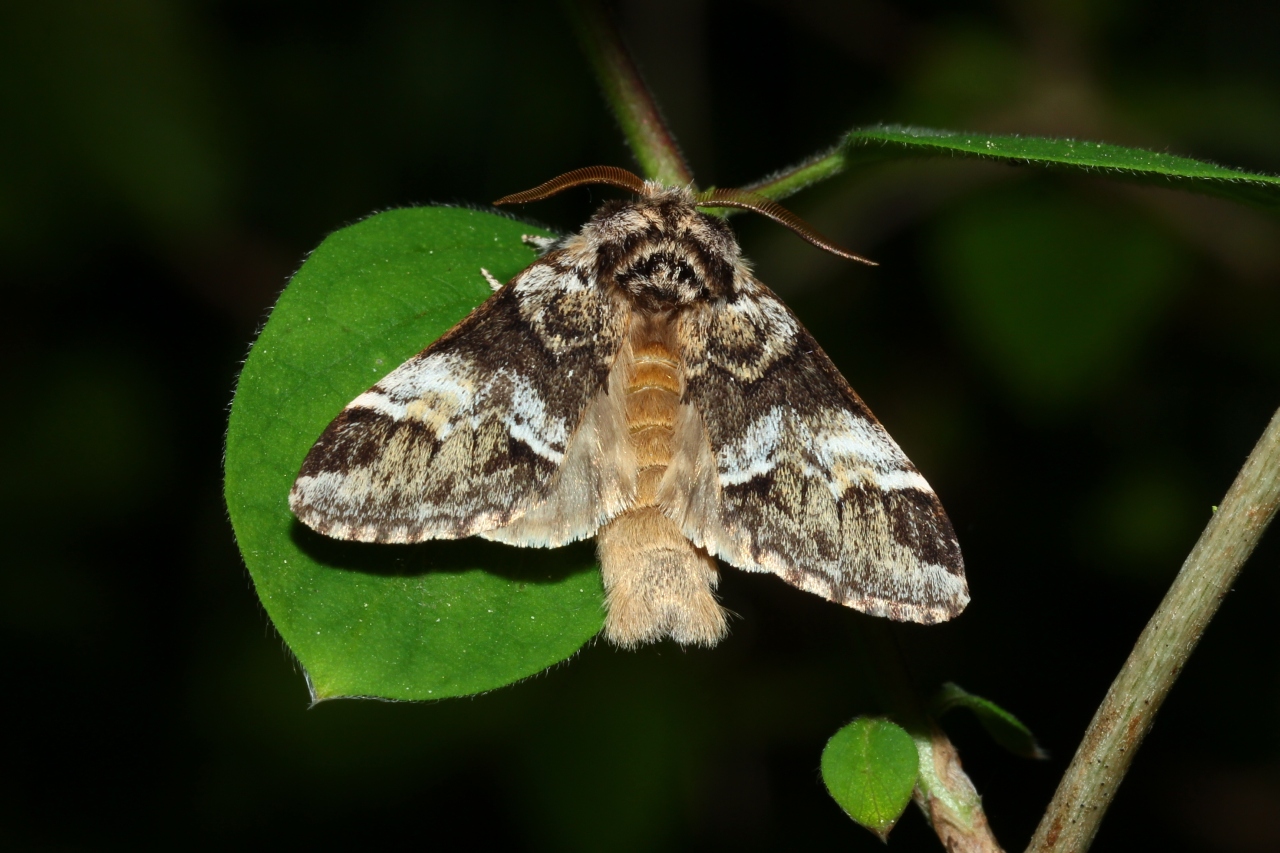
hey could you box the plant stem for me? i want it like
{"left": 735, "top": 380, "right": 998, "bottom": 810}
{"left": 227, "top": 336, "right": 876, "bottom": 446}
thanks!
{"left": 562, "top": 0, "right": 694, "bottom": 187}
{"left": 860, "top": 621, "right": 1006, "bottom": 852}
{"left": 741, "top": 143, "right": 850, "bottom": 202}
{"left": 1028, "top": 407, "right": 1280, "bottom": 853}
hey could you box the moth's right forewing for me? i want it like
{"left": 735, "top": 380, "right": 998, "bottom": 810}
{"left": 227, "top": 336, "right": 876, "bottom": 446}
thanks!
{"left": 290, "top": 253, "right": 632, "bottom": 544}
{"left": 668, "top": 275, "right": 968, "bottom": 624}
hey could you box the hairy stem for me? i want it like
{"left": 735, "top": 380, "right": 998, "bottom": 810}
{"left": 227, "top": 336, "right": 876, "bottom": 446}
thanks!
{"left": 741, "top": 142, "right": 851, "bottom": 202}
{"left": 562, "top": 0, "right": 694, "bottom": 187}
{"left": 1028, "top": 407, "right": 1280, "bottom": 853}
{"left": 860, "top": 621, "right": 1005, "bottom": 852}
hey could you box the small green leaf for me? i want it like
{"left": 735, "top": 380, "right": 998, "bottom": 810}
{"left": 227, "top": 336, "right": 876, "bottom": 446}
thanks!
{"left": 821, "top": 717, "right": 920, "bottom": 840}
{"left": 225, "top": 206, "right": 604, "bottom": 702}
{"left": 748, "top": 123, "right": 1280, "bottom": 211}
{"left": 931, "top": 682, "right": 1047, "bottom": 759}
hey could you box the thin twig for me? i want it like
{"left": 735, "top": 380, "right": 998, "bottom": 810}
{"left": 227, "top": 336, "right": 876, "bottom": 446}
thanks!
{"left": 860, "top": 621, "right": 1006, "bottom": 852}
{"left": 561, "top": 0, "right": 694, "bottom": 187}
{"left": 741, "top": 142, "right": 850, "bottom": 202}
{"left": 1028, "top": 407, "right": 1280, "bottom": 853}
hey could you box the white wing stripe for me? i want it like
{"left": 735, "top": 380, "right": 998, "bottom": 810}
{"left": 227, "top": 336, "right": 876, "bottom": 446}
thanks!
{"left": 870, "top": 469, "right": 932, "bottom": 491}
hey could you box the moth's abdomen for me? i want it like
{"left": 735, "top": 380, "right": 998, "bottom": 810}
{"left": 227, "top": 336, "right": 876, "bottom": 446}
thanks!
{"left": 625, "top": 342, "right": 681, "bottom": 504}
{"left": 597, "top": 314, "right": 728, "bottom": 648}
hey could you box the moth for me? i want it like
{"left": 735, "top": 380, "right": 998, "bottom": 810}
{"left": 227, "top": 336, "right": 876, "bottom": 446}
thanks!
{"left": 290, "top": 166, "right": 968, "bottom": 648}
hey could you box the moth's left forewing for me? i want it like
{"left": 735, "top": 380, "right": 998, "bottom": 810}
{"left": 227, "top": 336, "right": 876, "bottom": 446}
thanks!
{"left": 667, "top": 274, "right": 968, "bottom": 624}
{"left": 290, "top": 251, "right": 635, "bottom": 546}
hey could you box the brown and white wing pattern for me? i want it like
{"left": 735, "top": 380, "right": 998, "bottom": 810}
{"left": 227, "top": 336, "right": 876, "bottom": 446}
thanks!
{"left": 667, "top": 274, "right": 968, "bottom": 624}
{"left": 289, "top": 253, "right": 634, "bottom": 545}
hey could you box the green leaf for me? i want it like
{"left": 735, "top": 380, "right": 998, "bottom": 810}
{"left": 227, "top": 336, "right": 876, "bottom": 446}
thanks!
{"left": 821, "top": 717, "right": 919, "bottom": 840}
{"left": 931, "top": 682, "right": 1047, "bottom": 760}
{"left": 747, "top": 123, "right": 1280, "bottom": 211}
{"left": 224, "top": 206, "right": 604, "bottom": 702}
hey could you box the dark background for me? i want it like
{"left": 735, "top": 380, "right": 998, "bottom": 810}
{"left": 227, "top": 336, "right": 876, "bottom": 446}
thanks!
{"left": 3, "top": 1, "right": 1278, "bottom": 850}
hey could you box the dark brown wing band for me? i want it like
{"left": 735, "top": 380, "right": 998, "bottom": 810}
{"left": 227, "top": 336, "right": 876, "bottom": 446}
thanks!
{"left": 494, "top": 166, "right": 649, "bottom": 206}
{"left": 696, "top": 187, "right": 876, "bottom": 266}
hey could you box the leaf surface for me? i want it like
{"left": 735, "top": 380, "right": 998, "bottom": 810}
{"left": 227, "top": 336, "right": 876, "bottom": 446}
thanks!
{"left": 932, "top": 682, "right": 1047, "bottom": 759}
{"left": 821, "top": 717, "right": 919, "bottom": 839}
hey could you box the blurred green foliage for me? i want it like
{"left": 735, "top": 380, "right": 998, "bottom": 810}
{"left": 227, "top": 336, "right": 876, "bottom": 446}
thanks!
{"left": 932, "top": 181, "right": 1188, "bottom": 411}
{"left": 3, "top": 1, "right": 1278, "bottom": 850}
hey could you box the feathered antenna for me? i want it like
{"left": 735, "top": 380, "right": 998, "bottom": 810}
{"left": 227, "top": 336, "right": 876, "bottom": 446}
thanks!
{"left": 494, "top": 167, "right": 875, "bottom": 265}
{"left": 696, "top": 187, "right": 876, "bottom": 266}
{"left": 494, "top": 166, "right": 649, "bottom": 205}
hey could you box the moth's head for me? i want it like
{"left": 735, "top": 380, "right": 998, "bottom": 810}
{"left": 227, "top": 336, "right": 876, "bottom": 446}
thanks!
{"left": 493, "top": 166, "right": 876, "bottom": 267}
{"left": 586, "top": 187, "right": 741, "bottom": 308}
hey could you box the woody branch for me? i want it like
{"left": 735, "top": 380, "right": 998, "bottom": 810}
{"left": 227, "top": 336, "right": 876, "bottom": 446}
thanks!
{"left": 1029, "top": 406, "right": 1280, "bottom": 853}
